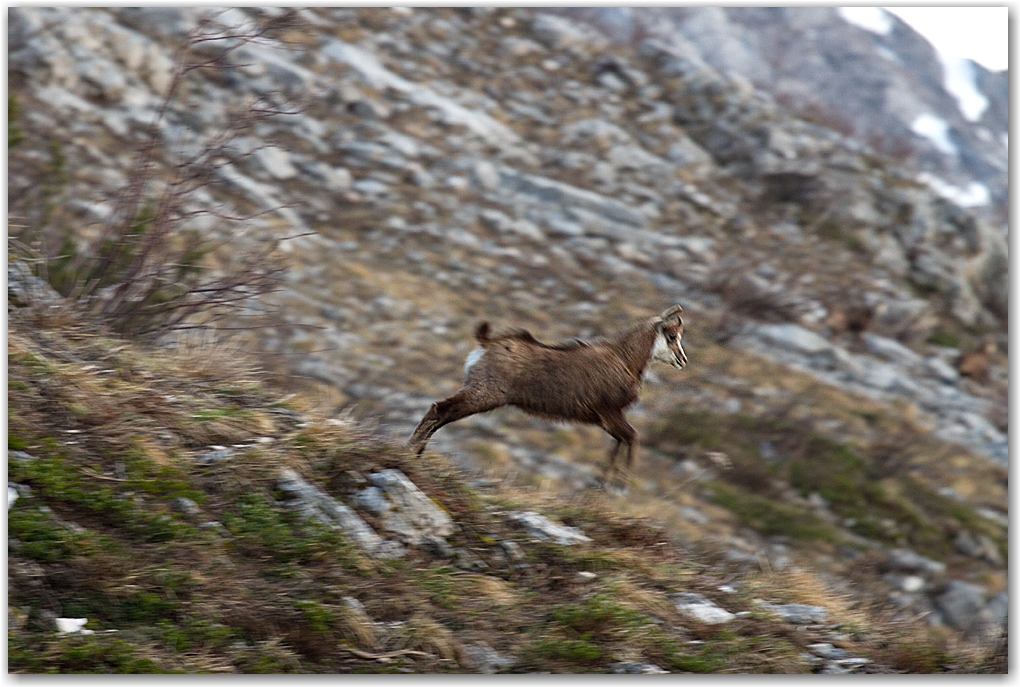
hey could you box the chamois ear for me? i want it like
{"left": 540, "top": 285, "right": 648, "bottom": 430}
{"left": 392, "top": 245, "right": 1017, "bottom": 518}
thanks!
{"left": 657, "top": 305, "right": 683, "bottom": 324}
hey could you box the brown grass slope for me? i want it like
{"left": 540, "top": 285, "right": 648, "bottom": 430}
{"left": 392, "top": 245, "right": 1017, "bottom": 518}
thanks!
{"left": 6, "top": 304, "right": 993, "bottom": 673}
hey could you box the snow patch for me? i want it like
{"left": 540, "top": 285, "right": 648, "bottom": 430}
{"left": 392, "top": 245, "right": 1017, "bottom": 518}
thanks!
{"left": 910, "top": 114, "right": 957, "bottom": 155}
{"left": 939, "top": 54, "right": 989, "bottom": 122}
{"left": 838, "top": 7, "right": 893, "bottom": 35}
{"left": 918, "top": 173, "right": 990, "bottom": 208}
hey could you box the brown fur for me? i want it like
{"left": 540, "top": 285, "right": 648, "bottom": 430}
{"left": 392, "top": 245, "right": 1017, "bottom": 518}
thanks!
{"left": 408, "top": 306, "right": 686, "bottom": 485}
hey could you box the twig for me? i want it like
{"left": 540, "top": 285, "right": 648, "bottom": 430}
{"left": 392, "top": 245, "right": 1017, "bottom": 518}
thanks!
{"left": 337, "top": 644, "right": 435, "bottom": 661}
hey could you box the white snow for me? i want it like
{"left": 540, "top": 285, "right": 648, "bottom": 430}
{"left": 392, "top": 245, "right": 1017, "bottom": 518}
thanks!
{"left": 917, "top": 173, "right": 990, "bottom": 208}
{"left": 838, "top": 7, "right": 893, "bottom": 35}
{"left": 939, "top": 54, "right": 989, "bottom": 122}
{"left": 910, "top": 114, "right": 957, "bottom": 155}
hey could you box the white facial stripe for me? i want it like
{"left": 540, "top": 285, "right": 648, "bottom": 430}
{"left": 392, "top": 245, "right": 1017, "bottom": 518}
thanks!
{"left": 653, "top": 330, "right": 686, "bottom": 368}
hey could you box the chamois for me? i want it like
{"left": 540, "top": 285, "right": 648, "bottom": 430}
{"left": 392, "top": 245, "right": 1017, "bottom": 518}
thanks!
{"left": 408, "top": 305, "right": 687, "bottom": 484}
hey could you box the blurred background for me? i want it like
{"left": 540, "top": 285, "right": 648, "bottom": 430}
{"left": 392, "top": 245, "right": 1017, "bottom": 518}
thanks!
{"left": 7, "top": 6, "right": 1008, "bottom": 648}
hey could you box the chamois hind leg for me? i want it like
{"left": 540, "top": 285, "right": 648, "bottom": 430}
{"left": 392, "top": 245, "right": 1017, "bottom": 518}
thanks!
{"left": 597, "top": 412, "right": 637, "bottom": 488}
{"left": 408, "top": 389, "right": 499, "bottom": 456}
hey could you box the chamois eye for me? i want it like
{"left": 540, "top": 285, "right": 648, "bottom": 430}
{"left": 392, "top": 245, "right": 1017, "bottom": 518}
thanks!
{"left": 666, "top": 332, "right": 676, "bottom": 342}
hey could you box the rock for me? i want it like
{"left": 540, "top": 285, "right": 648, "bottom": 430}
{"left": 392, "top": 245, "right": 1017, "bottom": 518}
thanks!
{"left": 666, "top": 137, "right": 714, "bottom": 170}
{"left": 302, "top": 161, "right": 352, "bottom": 191}
{"left": 498, "top": 167, "right": 648, "bottom": 228}
{"left": 884, "top": 574, "right": 926, "bottom": 594}
{"left": 954, "top": 530, "right": 1003, "bottom": 567}
{"left": 196, "top": 448, "right": 234, "bottom": 465}
{"left": 807, "top": 643, "right": 850, "bottom": 660}
{"left": 277, "top": 469, "right": 404, "bottom": 559}
{"left": 561, "top": 118, "right": 632, "bottom": 149}
{"left": 472, "top": 160, "right": 500, "bottom": 191}
{"left": 754, "top": 323, "right": 831, "bottom": 356}
{"left": 531, "top": 13, "right": 607, "bottom": 52}
{"left": 611, "top": 662, "right": 669, "bottom": 674}
{"left": 499, "top": 540, "right": 526, "bottom": 562}
{"left": 323, "top": 39, "right": 520, "bottom": 149}
{"left": 820, "top": 657, "right": 871, "bottom": 674}
{"left": 454, "top": 548, "right": 488, "bottom": 572}
{"left": 986, "top": 591, "right": 1007, "bottom": 626}
{"left": 118, "top": 7, "right": 194, "bottom": 38}
{"left": 56, "top": 617, "right": 94, "bottom": 636}
{"left": 353, "top": 486, "right": 390, "bottom": 515}
{"left": 364, "top": 469, "right": 455, "bottom": 546}
{"left": 884, "top": 548, "right": 946, "bottom": 576}
{"left": 8, "top": 261, "right": 62, "bottom": 307}
{"left": 460, "top": 641, "right": 518, "bottom": 674}
{"left": 8, "top": 485, "right": 20, "bottom": 510}
{"left": 507, "top": 511, "right": 591, "bottom": 545}
{"left": 169, "top": 497, "right": 200, "bottom": 516}
{"left": 936, "top": 580, "right": 993, "bottom": 637}
{"left": 670, "top": 592, "right": 735, "bottom": 624}
{"left": 253, "top": 146, "right": 299, "bottom": 180}
{"left": 8, "top": 451, "right": 35, "bottom": 464}
{"left": 420, "top": 533, "right": 454, "bottom": 559}
{"left": 758, "top": 602, "right": 828, "bottom": 624}
{"left": 861, "top": 333, "right": 921, "bottom": 367}
{"left": 925, "top": 356, "right": 960, "bottom": 384}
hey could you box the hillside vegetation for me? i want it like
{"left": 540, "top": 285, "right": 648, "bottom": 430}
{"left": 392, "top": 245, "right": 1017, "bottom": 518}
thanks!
{"left": 6, "top": 282, "right": 1004, "bottom": 674}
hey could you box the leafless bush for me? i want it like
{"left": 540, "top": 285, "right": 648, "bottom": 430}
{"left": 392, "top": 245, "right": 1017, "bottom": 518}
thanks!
{"left": 14, "top": 9, "right": 307, "bottom": 338}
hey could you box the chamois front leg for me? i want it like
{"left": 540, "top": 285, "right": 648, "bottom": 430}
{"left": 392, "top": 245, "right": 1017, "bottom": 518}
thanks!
{"left": 408, "top": 389, "right": 500, "bottom": 456}
{"left": 597, "top": 411, "right": 638, "bottom": 489}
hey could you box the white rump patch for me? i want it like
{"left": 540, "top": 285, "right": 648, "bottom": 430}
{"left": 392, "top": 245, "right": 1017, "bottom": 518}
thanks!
{"left": 463, "top": 348, "right": 484, "bottom": 377}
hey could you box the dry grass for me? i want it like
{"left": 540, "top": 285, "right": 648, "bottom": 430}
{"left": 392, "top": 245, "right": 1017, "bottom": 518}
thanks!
{"left": 7, "top": 305, "right": 995, "bottom": 674}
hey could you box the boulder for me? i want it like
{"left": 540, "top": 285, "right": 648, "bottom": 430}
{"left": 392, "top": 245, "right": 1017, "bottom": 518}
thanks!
{"left": 360, "top": 469, "right": 455, "bottom": 546}
{"left": 277, "top": 469, "right": 404, "bottom": 558}
{"left": 936, "top": 580, "right": 993, "bottom": 638}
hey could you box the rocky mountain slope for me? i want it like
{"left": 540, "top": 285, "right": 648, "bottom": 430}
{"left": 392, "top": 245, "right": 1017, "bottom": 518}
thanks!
{"left": 7, "top": 7, "right": 1008, "bottom": 671}
{"left": 563, "top": 7, "right": 1009, "bottom": 226}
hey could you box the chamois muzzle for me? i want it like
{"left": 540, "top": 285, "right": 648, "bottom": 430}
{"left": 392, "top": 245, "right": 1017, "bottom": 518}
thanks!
{"left": 675, "top": 344, "right": 688, "bottom": 369}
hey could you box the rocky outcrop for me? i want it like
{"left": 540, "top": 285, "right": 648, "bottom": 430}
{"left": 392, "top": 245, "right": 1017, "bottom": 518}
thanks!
{"left": 277, "top": 469, "right": 405, "bottom": 559}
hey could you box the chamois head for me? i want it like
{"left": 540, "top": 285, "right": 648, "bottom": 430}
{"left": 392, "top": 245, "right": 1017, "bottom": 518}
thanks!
{"left": 651, "top": 305, "right": 687, "bottom": 369}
